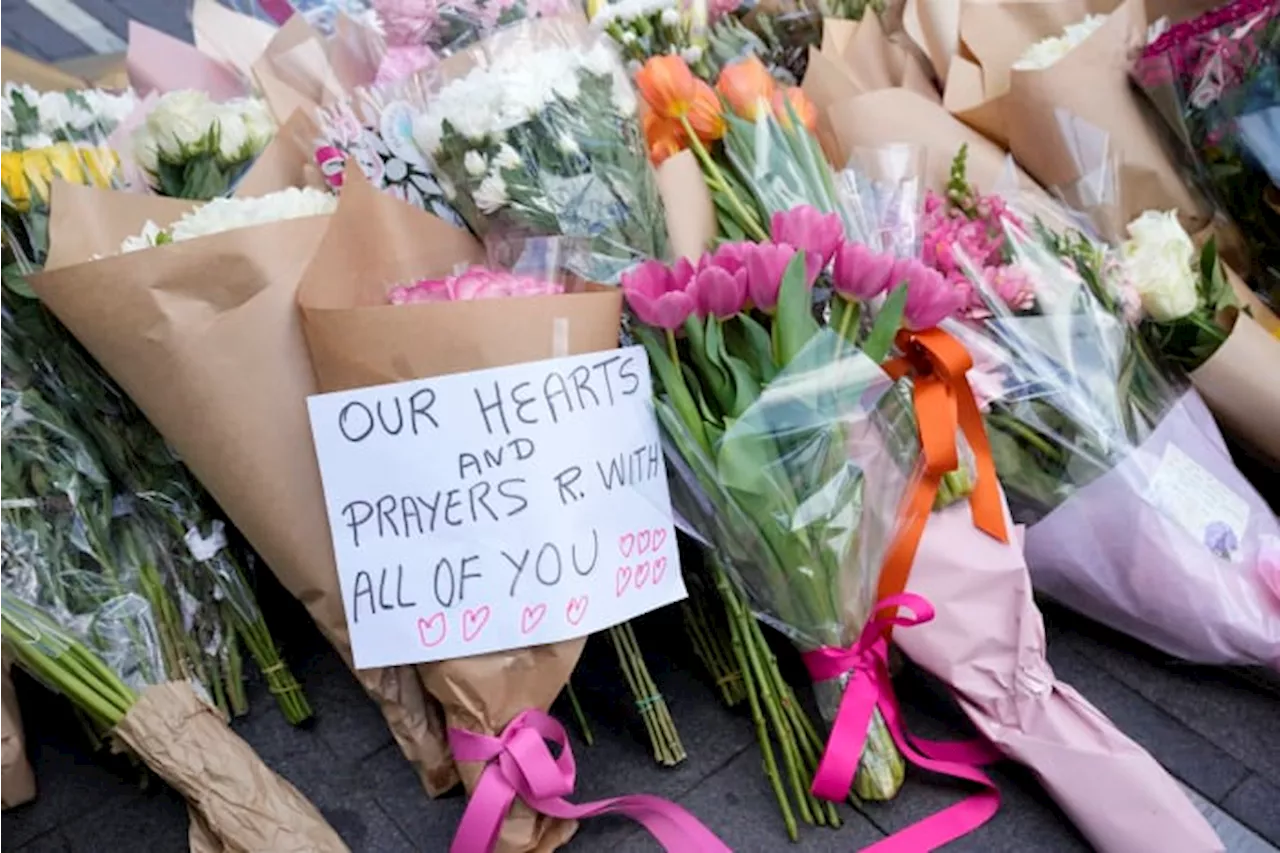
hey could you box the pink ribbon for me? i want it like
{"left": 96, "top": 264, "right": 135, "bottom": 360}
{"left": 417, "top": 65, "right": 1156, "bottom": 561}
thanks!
{"left": 803, "top": 593, "right": 1003, "bottom": 852}
{"left": 448, "top": 709, "right": 731, "bottom": 853}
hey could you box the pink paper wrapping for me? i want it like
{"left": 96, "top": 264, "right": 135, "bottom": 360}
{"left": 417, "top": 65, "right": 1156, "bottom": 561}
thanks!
{"left": 126, "top": 21, "right": 248, "bottom": 100}
{"left": 897, "top": 503, "right": 1226, "bottom": 853}
{"left": 1023, "top": 392, "right": 1280, "bottom": 670}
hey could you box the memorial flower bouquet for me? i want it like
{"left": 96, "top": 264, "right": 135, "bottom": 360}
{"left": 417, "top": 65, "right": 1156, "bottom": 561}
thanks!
{"left": 0, "top": 590, "right": 344, "bottom": 850}
{"left": 913, "top": 146, "right": 1280, "bottom": 670}
{"left": 129, "top": 89, "right": 276, "bottom": 199}
{"left": 312, "top": 77, "right": 467, "bottom": 227}
{"left": 1, "top": 83, "right": 137, "bottom": 150}
{"left": 411, "top": 17, "right": 669, "bottom": 283}
{"left": 624, "top": 202, "right": 964, "bottom": 834}
{"left": 1133, "top": 0, "right": 1280, "bottom": 306}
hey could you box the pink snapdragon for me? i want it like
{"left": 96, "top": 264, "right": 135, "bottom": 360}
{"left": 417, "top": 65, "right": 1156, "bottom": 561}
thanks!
{"left": 920, "top": 188, "right": 1036, "bottom": 318}
{"left": 389, "top": 266, "right": 564, "bottom": 305}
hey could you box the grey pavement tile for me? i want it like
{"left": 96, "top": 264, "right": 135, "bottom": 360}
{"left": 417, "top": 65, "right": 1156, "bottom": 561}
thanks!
{"left": 1, "top": 6, "right": 88, "bottom": 62}
{"left": 605, "top": 745, "right": 886, "bottom": 853}
{"left": 61, "top": 786, "right": 189, "bottom": 852}
{"left": 361, "top": 742, "right": 466, "bottom": 845}
{"left": 1051, "top": 615, "right": 1280, "bottom": 787}
{"left": 1045, "top": 631, "right": 1251, "bottom": 801}
{"left": 294, "top": 645, "right": 398, "bottom": 763}
{"left": 1221, "top": 776, "right": 1280, "bottom": 848}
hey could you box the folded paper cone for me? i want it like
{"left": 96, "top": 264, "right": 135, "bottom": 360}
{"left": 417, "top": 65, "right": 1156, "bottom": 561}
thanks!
{"left": 1191, "top": 314, "right": 1280, "bottom": 467}
{"left": 298, "top": 171, "right": 624, "bottom": 852}
{"left": 1, "top": 658, "right": 35, "bottom": 810}
{"left": 30, "top": 181, "right": 458, "bottom": 797}
{"left": 115, "top": 682, "right": 347, "bottom": 851}
{"left": 191, "top": 0, "right": 278, "bottom": 84}
{"left": 898, "top": 505, "right": 1225, "bottom": 852}
{"left": 252, "top": 15, "right": 344, "bottom": 124}
{"left": 901, "top": 0, "right": 962, "bottom": 81}
{"left": 235, "top": 111, "right": 328, "bottom": 197}
{"left": 827, "top": 88, "right": 1045, "bottom": 196}
{"left": 126, "top": 20, "right": 247, "bottom": 100}
{"left": 656, "top": 151, "right": 715, "bottom": 261}
{"left": 1023, "top": 392, "right": 1280, "bottom": 669}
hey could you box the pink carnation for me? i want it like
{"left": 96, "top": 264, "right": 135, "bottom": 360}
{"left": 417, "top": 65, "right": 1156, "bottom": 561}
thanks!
{"left": 388, "top": 267, "right": 564, "bottom": 304}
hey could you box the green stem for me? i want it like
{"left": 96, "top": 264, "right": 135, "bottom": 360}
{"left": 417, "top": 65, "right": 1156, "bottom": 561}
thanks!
{"left": 678, "top": 116, "right": 768, "bottom": 242}
{"left": 564, "top": 680, "right": 594, "bottom": 746}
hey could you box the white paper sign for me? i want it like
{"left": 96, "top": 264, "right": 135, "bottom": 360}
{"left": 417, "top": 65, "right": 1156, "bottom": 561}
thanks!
{"left": 1146, "top": 443, "right": 1250, "bottom": 562}
{"left": 308, "top": 346, "right": 686, "bottom": 669}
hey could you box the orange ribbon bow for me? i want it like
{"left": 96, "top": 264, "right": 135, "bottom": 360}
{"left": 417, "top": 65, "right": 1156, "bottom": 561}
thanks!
{"left": 877, "top": 327, "right": 1009, "bottom": 602}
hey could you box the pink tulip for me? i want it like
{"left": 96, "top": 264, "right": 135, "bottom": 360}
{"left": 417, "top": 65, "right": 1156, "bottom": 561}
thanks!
{"left": 831, "top": 242, "right": 895, "bottom": 302}
{"left": 622, "top": 259, "right": 697, "bottom": 329}
{"left": 708, "top": 241, "right": 754, "bottom": 276}
{"left": 897, "top": 258, "right": 965, "bottom": 330}
{"left": 745, "top": 243, "right": 798, "bottom": 311}
{"left": 770, "top": 206, "right": 844, "bottom": 278}
{"left": 689, "top": 265, "right": 748, "bottom": 319}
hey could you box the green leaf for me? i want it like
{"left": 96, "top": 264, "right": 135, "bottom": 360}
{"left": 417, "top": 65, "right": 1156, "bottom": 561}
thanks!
{"left": 861, "top": 283, "right": 907, "bottom": 364}
{"left": 706, "top": 317, "right": 761, "bottom": 418}
{"left": 772, "top": 252, "right": 820, "bottom": 368}
{"left": 686, "top": 315, "right": 734, "bottom": 417}
{"left": 725, "top": 313, "right": 777, "bottom": 384}
{"left": 636, "top": 326, "right": 709, "bottom": 453}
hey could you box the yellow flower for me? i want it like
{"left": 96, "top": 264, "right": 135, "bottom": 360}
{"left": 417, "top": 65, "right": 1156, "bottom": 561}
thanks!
{"left": 2, "top": 151, "right": 30, "bottom": 212}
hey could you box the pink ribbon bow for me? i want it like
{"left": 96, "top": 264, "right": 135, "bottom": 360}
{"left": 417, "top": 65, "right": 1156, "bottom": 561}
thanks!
{"left": 448, "top": 709, "right": 731, "bottom": 853}
{"left": 803, "top": 593, "right": 1003, "bottom": 852}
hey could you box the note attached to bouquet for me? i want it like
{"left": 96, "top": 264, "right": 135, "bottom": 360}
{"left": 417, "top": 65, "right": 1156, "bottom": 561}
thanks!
{"left": 308, "top": 346, "right": 685, "bottom": 669}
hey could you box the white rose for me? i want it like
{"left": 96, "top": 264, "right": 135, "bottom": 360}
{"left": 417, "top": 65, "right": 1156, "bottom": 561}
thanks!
{"left": 133, "top": 132, "right": 160, "bottom": 173}
{"left": 464, "top": 150, "right": 488, "bottom": 176}
{"left": 238, "top": 98, "right": 275, "bottom": 149}
{"left": 1121, "top": 210, "right": 1199, "bottom": 321}
{"left": 215, "top": 112, "right": 252, "bottom": 164}
{"left": 149, "top": 90, "right": 217, "bottom": 157}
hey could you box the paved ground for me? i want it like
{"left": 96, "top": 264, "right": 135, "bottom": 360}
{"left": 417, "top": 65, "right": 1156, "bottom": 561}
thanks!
{"left": 3, "top": 1, "right": 1280, "bottom": 850}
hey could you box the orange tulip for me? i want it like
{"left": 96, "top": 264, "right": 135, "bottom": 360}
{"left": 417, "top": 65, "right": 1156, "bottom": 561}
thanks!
{"left": 686, "top": 80, "right": 725, "bottom": 142}
{"left": 716, "top": 55, "right": 776, "bottom": 121}
{"left": 637, "top": 55, "right": 699, "bottom": 121}
{"left": 643, "top": 110, "right": 687, "bottom": 165}
{"left": 772, "top": 86, "right": 819, "bottom": 133}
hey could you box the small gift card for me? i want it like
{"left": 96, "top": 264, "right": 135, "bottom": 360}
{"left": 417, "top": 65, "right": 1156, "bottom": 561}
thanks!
{"left": 1145, "top": 443, "right": 1250, "bottom": 563}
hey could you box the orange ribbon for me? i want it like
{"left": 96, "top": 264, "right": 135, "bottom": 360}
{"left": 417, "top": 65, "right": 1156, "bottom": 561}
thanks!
{"left": 877, "top": 327, "right": 1008, "bottom": 602}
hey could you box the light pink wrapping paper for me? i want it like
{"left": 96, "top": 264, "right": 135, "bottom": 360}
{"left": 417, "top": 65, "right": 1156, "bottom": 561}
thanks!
{"left": 126, "top": 21, "right": 248, "bottom": 100}
{"left": 896, "top": 503, "right": 1225, "bottom": 853}
{"left": 1024, "top": 392, "right": 1280, "bottom": 670}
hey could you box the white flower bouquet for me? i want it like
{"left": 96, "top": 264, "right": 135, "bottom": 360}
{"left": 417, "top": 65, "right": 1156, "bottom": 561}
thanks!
{"left": 130, "top": 90, "right": 276, "bottom": 199}
{"left": 591, "top": 0, "right": 710, "bottom": 74}
{"left": 313, "top": 77, "right": 466, "bottom": 227}
{"left": 412, "top": 16, "right": 669, "bottom": 282}
{"left": 121, "top": 187, "right": 338, "bottom": 252}
{"left": 1, "top": 83, "right": 137, "bottom": 150}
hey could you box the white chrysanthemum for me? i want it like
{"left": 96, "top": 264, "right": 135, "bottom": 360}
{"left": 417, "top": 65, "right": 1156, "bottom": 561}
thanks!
{"left": 1, "top": 99, "right": 14, "bottom": 136}
{"left": 660, "top": 8, "right": 680, "bottom": 26}
{"left": 412, "top": 43, "right": 622, "bottom": 152}
{"left": 464, "top": 150, "right": 487, "bottom": 176}
{"left": 590, "top": 0, "right": 677, "bottom": 27}
{"left": 473, "top": 172, "right": 508, "bottom": 213}
{"left": 119, "top": 188, "right": 337, "bottom": 253}
{"left": 120, "top": 220, "right": 166, "bottom": 253}
{"left": 1012, "top": 14, "right": 1107, "bottom": 71}
{"left": 19, "top": 132, "right": 55, "bottom": 150}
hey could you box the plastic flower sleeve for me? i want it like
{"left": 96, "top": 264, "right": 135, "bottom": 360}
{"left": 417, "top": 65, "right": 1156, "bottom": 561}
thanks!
{"left": 932, "top": 188, "right": 1280, "bottom": 670}
{"left": 374, "top": 0, "right": 576, "bottom": 60}
{"left": 654, "top": 328, "right": 918, "bottom": 795}
{"left": 412, "top": 15, "right": 670, "bottom": 283}
{"left": 1132, "top": 0, "right": 1280, "bottom": 306}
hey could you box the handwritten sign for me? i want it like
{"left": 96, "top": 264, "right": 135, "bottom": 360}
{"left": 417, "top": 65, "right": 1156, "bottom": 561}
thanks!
{"left": 308, "top": 346, "right": 685, "bottom": 669}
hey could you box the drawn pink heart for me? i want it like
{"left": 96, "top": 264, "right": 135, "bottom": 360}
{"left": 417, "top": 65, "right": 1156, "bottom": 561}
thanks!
{"left": 615, "top": 565, "right": 632, "bottom": 597}
{"left": 635, "top": 560, "right": 651, "bottom": 589}
{"left": 619, "top": 533, "right": 636, "bottom": 557}
{"left": 521, "top": 603, "right": 548, "bottom": 634}
{"left": 417, "top": 613, "right": 446, "bottom": 648}
{"left": 636, "top": 529, "right": 652, "bottom": 554}
{"left": 462, "top": 606, "right": 491, "bottom": 642}
{"left": 651, "top": 528, "right": 668, "bottom": 553}
{"left": 565, "top": 596, "right": 589, "bottom": 626}
{"left": 652, "top": 556, "right": 669, "bottom": 584}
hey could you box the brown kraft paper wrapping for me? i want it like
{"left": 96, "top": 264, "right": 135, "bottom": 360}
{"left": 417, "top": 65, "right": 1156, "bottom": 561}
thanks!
{"left": 953, "top": 0, "right": 1209, "bottom": 229}
{"left": 826, "top": 88, "right": 1046, "bottom": 196}
{"left": 298, "top": 173, "right": 625, "bottom": 852}
{"left": 115, "top": 682, "right": 346, "bottom": 852}
{"left": 657, "top": 151, "right": 715, "bottom": 261}
{"left": 2, "top": 658, "right": 35, "bottom": 809}
{"left": 252, "top": 15, "right": 346, "bottom": 125}
{"left": 235, "top": 111, "right": 328, "bottom": 197}
{"left": 29, "top": 181, "right": 457, "bottom": 797}
{"left": 1190, "top": 314, "right": 1280, "bottom": 466}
